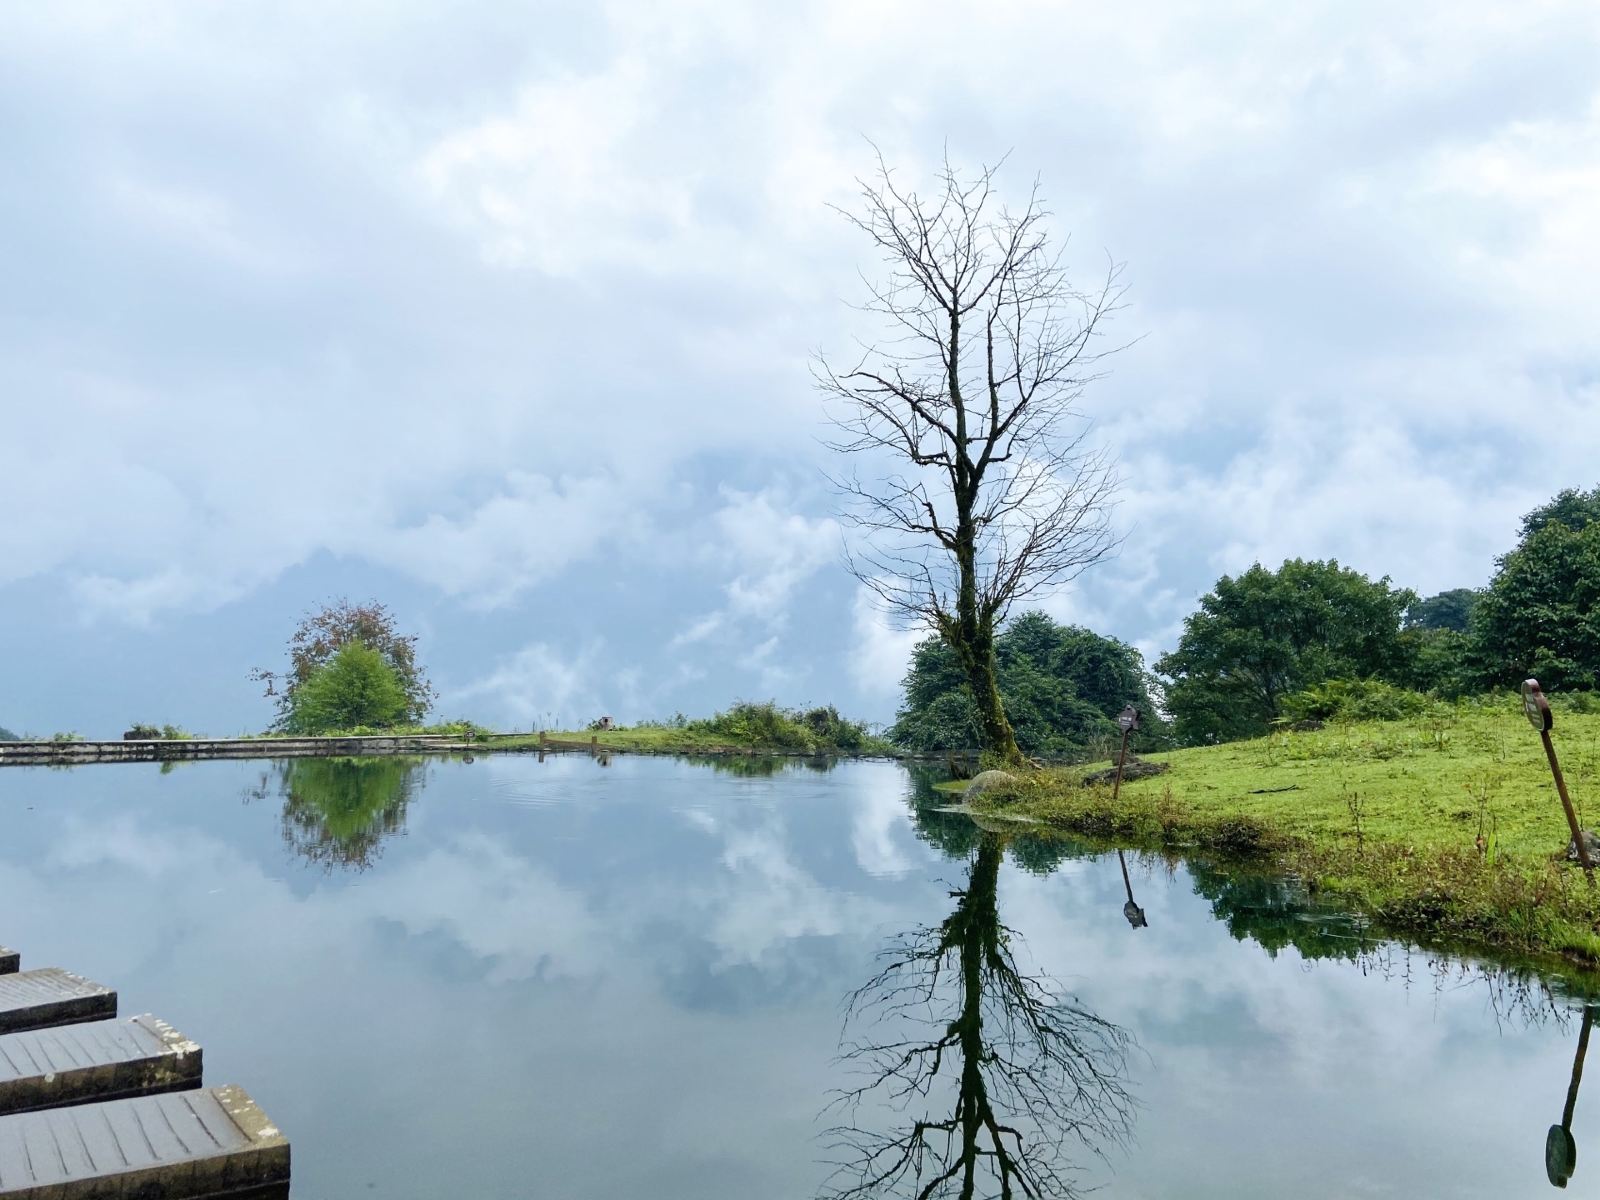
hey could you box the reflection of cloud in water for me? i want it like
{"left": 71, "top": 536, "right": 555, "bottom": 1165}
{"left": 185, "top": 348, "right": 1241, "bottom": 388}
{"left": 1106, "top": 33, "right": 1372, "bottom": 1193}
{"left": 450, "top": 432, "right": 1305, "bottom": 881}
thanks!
{"left": 847, "top": 781, "right": 915, "bottom": 880}
{"left": 344, "top": 834, "right": 609, "bottom": 983}
{"left": 668, "top": 794, "right": 908, "bottom": 971}
{"left": 48, "top": 814, "right": 215, "bottom": 877}
{"left": 710, "top": 822, "right": 883, "bottom": 968}
{"left": 995, "top": 851, "right": 1582, "bottom": 1197}
{"left": 11, "top": 757, "right": 1596, "bottom": 1199}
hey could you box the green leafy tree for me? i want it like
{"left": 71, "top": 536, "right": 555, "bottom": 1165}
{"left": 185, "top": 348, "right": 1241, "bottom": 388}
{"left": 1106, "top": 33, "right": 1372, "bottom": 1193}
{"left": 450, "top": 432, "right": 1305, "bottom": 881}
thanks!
{"left": 1473, "top": 487, "right": 1600, "bottom": 691}
{"left": 1157, "top": 559, "right": 1416, "bottom": 745}
{"left": 1389, "top": 590, "right": 1482, "bottom": 697}
{"left": 1399, "top": 627, "right": 1478, "bottom": 697}
{"left": 1405, "top": 588, "right": 1480, "bottom": 632}
{"left": 1519, "top": 486, "right": 1600, "bottom": 539}
{"left": 284, "top": 642, "right": 410, "bottom": 734}
{"left": 254, "top": 599, "right": 434, "bottom": 728}
{"left": 892, "top": 610, "right": 1162, "bottom": 756}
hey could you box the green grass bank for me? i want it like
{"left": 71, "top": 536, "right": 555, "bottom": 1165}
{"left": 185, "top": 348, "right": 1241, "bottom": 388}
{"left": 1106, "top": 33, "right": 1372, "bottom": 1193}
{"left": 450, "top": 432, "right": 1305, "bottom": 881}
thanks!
{"left": 483, "top": 701, "right": 899, "bottom": 758}
{"left": 966, "top": 698, "right": 1600, "bottom": 970}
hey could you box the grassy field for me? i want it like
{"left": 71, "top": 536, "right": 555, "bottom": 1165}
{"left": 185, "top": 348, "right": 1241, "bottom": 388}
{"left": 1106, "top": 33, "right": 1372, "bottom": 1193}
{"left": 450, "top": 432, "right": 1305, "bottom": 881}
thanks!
{"left": 968, "top": 696, "right": 1600, "bottom": 970}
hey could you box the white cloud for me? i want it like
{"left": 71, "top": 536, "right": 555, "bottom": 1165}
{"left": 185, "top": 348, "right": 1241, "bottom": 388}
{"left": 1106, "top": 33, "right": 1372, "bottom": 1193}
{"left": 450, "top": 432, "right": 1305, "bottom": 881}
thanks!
{"left": 443, "top": 641, "right": 607, "bottom": 729}
{"left": 364, "top": 471, "right": 642, "bottom": 608}
{"left": 668, "top": 487, "right": 841, "bottom": 682}
{"left": 3, "top": 0, "right": 1600, "bottom": 728}
{"left": 848, "top": 586, "right": 924, "bottom": 701}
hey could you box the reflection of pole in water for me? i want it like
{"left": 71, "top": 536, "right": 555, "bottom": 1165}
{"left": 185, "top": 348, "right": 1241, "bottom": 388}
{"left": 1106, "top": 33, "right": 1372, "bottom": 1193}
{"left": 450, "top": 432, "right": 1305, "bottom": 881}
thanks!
{"left": 1118, "top": 851, "right": 1147, "bottom": 929}
{"left": 1548, "top": 1006, "right": 1593, "bottom": 1188}
{"left": 1112, "top": 707, "right": 1148, "bottom": 930}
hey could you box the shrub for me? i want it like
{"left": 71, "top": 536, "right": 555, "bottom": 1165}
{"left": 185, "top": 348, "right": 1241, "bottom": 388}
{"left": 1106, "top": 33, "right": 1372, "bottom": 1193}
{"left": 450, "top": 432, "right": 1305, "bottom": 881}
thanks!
{"left": 687, "top": 700, "right": 876, "bottom": 752}
{"left": 284, "top": 642, "right": 410, "bottom": 735}
{"left": 1278, "top": 679, "right": 1432, "bottom": 724}
{"left": 127, "top": 723, "right": 194, "bottom": 740}
{"left": 799, "top": 705, "right": 867, "bottom": 751}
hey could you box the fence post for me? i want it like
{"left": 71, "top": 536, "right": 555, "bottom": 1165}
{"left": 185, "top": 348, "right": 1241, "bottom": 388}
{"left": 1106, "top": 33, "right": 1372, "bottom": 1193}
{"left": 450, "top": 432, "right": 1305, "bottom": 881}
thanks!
{"left": 1524, "top": 680, "right": 1594, "bottom": 875}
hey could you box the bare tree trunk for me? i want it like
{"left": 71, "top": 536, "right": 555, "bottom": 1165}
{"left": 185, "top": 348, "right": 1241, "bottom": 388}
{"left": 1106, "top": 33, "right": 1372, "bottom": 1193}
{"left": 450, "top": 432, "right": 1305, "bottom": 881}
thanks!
{"left": 954, "top": 560, "right": 1021, "bottom": 762}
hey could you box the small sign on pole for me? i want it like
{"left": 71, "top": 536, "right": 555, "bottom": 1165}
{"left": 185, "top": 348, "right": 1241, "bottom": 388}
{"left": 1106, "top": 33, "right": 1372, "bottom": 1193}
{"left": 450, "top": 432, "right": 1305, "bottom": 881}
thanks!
{"left": 1523, "top": 679, "right": 1594, "bottom": 875}
{"left": 1526, "top": 681, "right": 1554, "bottom": 733}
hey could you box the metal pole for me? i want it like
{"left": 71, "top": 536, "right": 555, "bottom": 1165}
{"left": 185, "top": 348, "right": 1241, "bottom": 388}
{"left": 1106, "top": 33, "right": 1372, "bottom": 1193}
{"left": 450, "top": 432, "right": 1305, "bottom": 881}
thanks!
{"left": 1543, "top": 728, "right": 1594, "bottom": 873}
{"left": 1111, "top": 727, "right": 1131, "bottom": 804}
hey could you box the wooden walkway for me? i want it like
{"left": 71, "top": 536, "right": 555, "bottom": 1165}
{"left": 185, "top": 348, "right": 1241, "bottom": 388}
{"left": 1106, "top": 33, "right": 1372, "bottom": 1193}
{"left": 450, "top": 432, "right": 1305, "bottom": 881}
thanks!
{"left": 0, "top": 733, "right": 470, "bottom": 767}
{"left": 0, "top": 946, "right": 288, "bottom": 1197}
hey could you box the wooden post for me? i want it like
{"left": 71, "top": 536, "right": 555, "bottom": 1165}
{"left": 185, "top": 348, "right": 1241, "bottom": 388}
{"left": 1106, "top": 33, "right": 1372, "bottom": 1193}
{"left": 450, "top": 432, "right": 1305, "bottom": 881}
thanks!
{"left": 1111, "top": 728, "right": 1131, "bottom": 803}
{"left": 1524, "top": 680, "right": 1594, "bottom": 874}
{"left": 590, "top": 735, "right": 598, "bottom": 754}
{"left": 1544, "top": 729, "right": 1592, "bottom": 872}
{"left": 539, "top": 730, "right": 547, "bottom": 749}
{"left": 1110, "top": 704, "right": 1140, "bottom": 803}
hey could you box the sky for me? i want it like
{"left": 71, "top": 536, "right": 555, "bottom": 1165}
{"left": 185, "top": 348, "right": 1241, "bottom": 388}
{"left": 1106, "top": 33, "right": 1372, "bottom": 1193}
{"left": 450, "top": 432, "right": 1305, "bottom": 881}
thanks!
{"left": 3, "top": 1, "right": 1598, "bottom": 736}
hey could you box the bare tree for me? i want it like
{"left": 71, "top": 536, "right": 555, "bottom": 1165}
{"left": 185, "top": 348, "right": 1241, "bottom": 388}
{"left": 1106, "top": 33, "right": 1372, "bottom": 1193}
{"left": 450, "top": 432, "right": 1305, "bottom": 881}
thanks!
{"left": 822, "top": 834, "right": 1135, "bottom": 1199}
{"left": 820, "top": 153, "right": 1125, "bottom": 763}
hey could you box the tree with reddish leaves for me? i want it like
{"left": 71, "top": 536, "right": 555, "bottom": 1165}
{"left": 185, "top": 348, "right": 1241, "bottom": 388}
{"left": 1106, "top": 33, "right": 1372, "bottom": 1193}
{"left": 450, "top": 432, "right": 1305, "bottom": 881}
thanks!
{"left": 252, "top": 599, "right": 435, "bottom": 729}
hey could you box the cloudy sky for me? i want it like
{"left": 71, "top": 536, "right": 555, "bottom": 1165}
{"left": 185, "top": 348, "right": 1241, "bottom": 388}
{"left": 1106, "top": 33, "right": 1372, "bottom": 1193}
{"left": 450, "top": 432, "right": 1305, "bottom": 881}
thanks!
{"left": 3, "top": 1, "right": 1597, "bottom": 736}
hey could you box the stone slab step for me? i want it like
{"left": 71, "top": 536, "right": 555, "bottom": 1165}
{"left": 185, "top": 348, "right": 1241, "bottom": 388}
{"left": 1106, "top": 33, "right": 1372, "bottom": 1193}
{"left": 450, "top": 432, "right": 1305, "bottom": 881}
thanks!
{"left": 0, "top": 1014, "right": 202, "bottom": 1115}
{"left": 0, "top": 970, "right": 116, "bottom": 1035}
{"left": 0, "top": 951, "right": 15, "bottom": 977}
{"left": 0, "top": 1085, "right": 289, "bottom": 1198}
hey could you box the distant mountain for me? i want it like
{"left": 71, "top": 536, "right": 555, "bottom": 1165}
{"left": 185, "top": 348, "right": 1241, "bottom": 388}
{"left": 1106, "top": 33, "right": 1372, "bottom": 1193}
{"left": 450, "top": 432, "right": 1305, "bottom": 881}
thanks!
{"left": 0, "top": 726, "right": 20, "bottom": 741}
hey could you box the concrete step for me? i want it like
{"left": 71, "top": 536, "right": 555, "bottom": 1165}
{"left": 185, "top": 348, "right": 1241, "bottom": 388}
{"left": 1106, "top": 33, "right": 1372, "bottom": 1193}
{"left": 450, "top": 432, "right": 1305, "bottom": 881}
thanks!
{"left": 0, "top": 1085, "right": 289, "bottom": 1198}
{"left": 0, "top": 951, "right": 15, "bottom": 977}
{"left": 0, "top": 1014, "right": 202, "bottom": 1115}
{"left": 0, "top": 970, "right": 116, "bottom": 1035}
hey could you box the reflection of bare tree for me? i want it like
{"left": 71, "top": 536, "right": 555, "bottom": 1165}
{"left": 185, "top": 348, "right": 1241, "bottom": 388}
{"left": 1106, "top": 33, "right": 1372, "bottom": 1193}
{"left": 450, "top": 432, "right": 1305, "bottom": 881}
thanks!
{"left": 823, "top": 834, "right": 1134, "bottom": 1199}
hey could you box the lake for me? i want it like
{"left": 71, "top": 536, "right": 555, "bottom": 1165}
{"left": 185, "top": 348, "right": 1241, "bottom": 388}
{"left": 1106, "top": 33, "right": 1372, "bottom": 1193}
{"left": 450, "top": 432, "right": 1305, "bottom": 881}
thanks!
{"left": 1, "top": 753, "right": 1594, "bottom": 1197}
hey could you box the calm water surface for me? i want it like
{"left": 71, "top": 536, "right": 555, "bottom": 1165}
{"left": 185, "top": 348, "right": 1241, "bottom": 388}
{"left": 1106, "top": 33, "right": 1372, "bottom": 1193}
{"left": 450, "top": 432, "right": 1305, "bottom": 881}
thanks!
{"left": 2, "top": 754, "right": 1595, "bottom": 1197}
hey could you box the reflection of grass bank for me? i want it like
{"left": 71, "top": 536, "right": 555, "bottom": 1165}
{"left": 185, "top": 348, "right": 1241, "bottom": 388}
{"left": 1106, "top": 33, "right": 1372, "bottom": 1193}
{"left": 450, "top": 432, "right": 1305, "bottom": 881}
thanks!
{"left": 966, "top": 700, "right": 1600, "bottom": 970}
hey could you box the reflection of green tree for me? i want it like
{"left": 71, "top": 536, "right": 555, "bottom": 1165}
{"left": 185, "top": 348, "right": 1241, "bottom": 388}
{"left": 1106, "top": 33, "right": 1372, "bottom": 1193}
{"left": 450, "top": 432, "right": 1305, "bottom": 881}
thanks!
{"left": 825, "top": 834, "right": 1133, "bottom": 1199}
{"left": 277, "top": 756, "right": 423, "bottom": 871}
{"left": 1185, "top": 859, "right": 1373, "bottom": 963}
